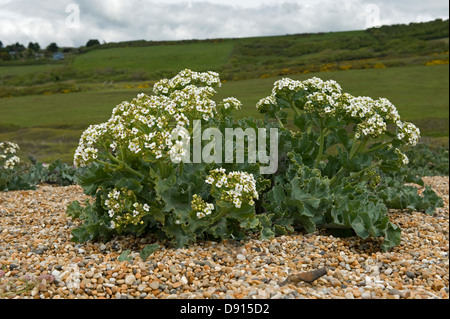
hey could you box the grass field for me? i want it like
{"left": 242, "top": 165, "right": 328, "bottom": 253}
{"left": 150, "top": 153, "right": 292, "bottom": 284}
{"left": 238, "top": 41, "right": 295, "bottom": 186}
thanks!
{"left": 0, "top": 64, "right": 59, "bottom": 77}
{"left": 0, "top": 64, "right": 448, "bottom": 163}
{"left": 73, "top": 41, "right": 234, "bottom": 73}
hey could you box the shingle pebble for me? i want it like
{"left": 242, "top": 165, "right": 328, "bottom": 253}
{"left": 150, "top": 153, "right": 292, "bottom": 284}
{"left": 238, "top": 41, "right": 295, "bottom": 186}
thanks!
{"left": 0, "top": 176, "right": 448, "bottom": 299}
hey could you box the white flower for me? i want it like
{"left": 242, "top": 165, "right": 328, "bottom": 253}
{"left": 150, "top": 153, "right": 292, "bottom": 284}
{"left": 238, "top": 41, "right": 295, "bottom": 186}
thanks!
{"left": 197, "top": 212, "right": 206, "bottom": 219}
{"left": 395, "top": 148, "right": 410, "bottom": 166}
{"left": 396, "top": 121, "right": 420, "bottom": 146}
{"left": 206, "top": 169, "right": 259, "bottom": 208}
{"left": 3, "top": 155, "right": 20, "bottom": 169}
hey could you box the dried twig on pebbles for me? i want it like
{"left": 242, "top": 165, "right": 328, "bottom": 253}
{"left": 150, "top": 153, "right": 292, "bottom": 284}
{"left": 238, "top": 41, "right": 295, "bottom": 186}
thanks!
{"left": 280, "top": 268, "right": 327, "bottom": 286}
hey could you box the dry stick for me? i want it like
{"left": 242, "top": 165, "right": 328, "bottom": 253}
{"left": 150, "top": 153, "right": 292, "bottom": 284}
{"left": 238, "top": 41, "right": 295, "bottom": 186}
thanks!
{"left": 280, "top": 268, "right": 327, "bottom": 286}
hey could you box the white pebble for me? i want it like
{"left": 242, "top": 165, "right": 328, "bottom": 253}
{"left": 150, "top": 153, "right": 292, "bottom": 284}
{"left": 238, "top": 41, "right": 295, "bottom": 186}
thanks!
{"left": 361, "top": 292, "right": 372, "bottom": 299}
{"left": 138, "top": 284, "right": 147, "bottom": 292}
{"left": 125, "top": 274, "right": 136, "bottom": 285}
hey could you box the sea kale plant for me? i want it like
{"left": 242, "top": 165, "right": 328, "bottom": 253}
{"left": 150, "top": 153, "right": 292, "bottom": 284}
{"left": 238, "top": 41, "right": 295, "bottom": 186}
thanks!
{"left": 0, "top": 142, "right": 79, "bottom": 191}
{"left": 256, "top": 77, "right": 442, "bottom": 250}
{"left": 0, "top": 142, "right": 41, "bottom": 191}
{"left": 67, "top": 69, "right": 443, "bottom": 251}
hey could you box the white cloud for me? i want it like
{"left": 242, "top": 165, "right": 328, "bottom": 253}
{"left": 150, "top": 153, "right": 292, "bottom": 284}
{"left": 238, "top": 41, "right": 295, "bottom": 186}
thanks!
{"left": 0, "top": 0, "right": 448, "bottom": 48}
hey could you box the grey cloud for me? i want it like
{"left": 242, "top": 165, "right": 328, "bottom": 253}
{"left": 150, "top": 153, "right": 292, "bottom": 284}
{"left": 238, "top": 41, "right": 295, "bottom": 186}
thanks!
{"left": 0, "top": 0, "right": 448, "bottom": 48}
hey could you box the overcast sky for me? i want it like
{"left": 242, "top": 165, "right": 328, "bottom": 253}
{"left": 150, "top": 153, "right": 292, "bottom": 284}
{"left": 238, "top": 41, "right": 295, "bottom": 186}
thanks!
{"left": 0, "top": 0, "right": 448, "bottom": 48}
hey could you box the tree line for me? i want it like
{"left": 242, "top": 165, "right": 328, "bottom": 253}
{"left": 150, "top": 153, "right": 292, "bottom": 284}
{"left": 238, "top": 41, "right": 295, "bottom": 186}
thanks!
{"left": 0, "top": 39, "right": 100, "bottom": 61}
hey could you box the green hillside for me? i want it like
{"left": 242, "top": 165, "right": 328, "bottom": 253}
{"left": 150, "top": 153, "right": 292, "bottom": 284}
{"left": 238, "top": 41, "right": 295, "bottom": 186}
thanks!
{"left": 73, "top": 41, "right": 234, "bottom": 73}
{"left": 0, "top": 19, "right": 448, "bottom": 163}
{"left": 0, "top": 19, "right": 448, "bottom": 97}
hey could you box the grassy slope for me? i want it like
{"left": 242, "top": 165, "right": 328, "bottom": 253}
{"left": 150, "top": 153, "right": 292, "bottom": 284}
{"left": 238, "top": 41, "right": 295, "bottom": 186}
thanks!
{"left": 0, "top": 64, "right": 448, "bottom": 163}
{"left": 0, "top": 64, "right": 58, "bottom": 77}
{"left": 72, "top": 41, "right": 234, "bottom": 72}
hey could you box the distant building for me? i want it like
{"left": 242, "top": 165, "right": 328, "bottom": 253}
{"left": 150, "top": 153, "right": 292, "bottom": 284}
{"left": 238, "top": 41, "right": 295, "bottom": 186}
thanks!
{"left": 52, "top": 52, "right": 65, "bottom": 60}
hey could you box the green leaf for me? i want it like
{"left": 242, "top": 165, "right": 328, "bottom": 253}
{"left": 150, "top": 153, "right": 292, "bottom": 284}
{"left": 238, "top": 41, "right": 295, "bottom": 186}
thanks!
{"left": 323, "top": 117, "right": 346, "bottom": 130}
{"left": 77, "top": 162, "right": 110, "bottom": 195}
{"left": 273, "top": 224, "right": 288, "bottom": 235}
{"left": 118, "top": 250, "right": 133, "bottom": 262}
{"left": 140, "top": 244, "right": 160, "bottom": 261}
{"left": 380, "top": 223, "right": 401, "bottom": 252}
{"left": 290, "top": 177, "right": 329, "bottom": 211}
{"left": 70, "top": 227, "right": 89, "bottom": 243}
{"left": 66, "top": 200, "right": 82, "bottom": 219}
{"left": 116, "top": 177, "right": 143, "bottom": 192}
{"left": 208, "top": 219, "right": 228, "bottom": 239}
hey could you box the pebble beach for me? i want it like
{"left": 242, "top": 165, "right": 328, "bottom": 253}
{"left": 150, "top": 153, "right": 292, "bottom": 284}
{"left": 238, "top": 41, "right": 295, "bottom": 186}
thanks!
{"left": 0, "top": 176, "right": 448, "bottom": 300}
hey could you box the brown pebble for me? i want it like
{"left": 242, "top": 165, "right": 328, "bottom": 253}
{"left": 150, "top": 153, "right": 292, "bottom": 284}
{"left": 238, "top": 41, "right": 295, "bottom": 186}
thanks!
{"left": 432, "top": 280, "right": 445, "bottom": 291}
{"left": 172, "top": 282, "right": 182, "bottom": 288}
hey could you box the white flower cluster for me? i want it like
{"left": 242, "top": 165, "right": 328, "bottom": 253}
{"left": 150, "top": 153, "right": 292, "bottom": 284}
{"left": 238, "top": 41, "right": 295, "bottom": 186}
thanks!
{"left": 374, "top": 98, "right": 401, "bottom": 124}
{"left": 0, "top": 141, "right": 21, "bottom": 170}
{"left": 394, "top": 148, "right": 409, "bottom": 166}
{"left": 396, "top": 121, "right": 421, "bottom": 147}
{"left": 0, "top": 141, "right": 19, "bottom": 154}
{"left": 256, "top": 95, "right": 276, "bottom": 112}
{"left": 258, "top": 77, "right": 421, "bottom": 145}
{"left": 74, "top": 124, "right": 106, "bottom": 166}
{"left": 355, "top": 113, "right": 387, "bottom": 139}
{"left": 2, "top": 156, "right": 20, "bottom": 170}
{"left": 341, "top": 95, "right": 420, "bottom": 143}
{"left": 153, "top": 69, "right": 221, "bottom": 95}
{"left": 104, "top": 188, "right": 147, "bottom": 230}
{"left": 272, "top": 77, "right": 306, "bottom": 94}
{"left": 302, "top": 77, "right": 342, "bottom": 95}
{"left": 206, "top": 168, "right": 258, "bottom": 209}
{"left": 256, "top": 77, "right": 342, "bottom": 113}
{"left": 341, "top": 95, "right": 376, "bottom": 119}
{"left": 191, "top": 194, "right": 215, "bottom": 219}
{"left": 340, "top": 95, "right": 389, "bottom": 139}
{"left": 74, "top": 70, "right": 240, "bottom": 167}
{"left": 304, "top": 92, "right": 340, "bottom": 117}
{"left": 220, "top": 97, "right": 242, "bottom": 110}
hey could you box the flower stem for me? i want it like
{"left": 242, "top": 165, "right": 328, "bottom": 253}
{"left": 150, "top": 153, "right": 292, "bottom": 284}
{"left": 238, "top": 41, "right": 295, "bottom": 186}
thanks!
{"left": 329, "top": 167, "right": 345, "bottom": 187}
{"left": 346, "top": 163, "right": 379, "bottom": 185}
{"left": 103, "top": 147, "right": 145, "bottom": 179}
{"left": 364, "top": 141, "right": 391, "bottom": 154}
{"left": 349, "top": 137, "right": 360, "bottom": 159}
{"left": 292, "top": 104, "right": 302, "bottom": 117}
{"left": 276, "top": 116, "right": 285, "bottom": 129}
{"left": 314, "top": 123, "right": 326, "bottom": 169}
